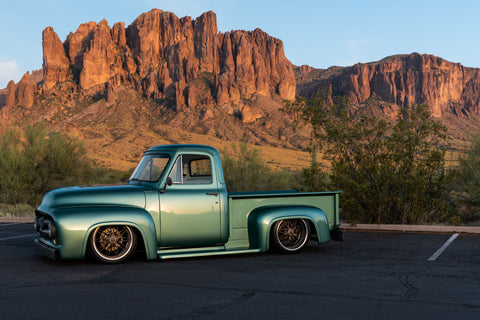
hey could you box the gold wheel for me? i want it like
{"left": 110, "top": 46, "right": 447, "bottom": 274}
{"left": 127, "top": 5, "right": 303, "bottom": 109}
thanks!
{"left": 272, "top": 219, "right": 310, "bottom": 253}
{"left": 89, "top": 225, "right": 137, "bottom": 263}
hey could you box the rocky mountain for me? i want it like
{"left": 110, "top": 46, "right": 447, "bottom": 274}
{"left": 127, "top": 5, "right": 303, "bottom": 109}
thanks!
{"left": 0, "top": 9, "right": 307, "bottom": 170}
{"left": 295, "top": 53, "right": 480, "bottom": 145}
{"left": 296, "top": 53, "right": 480, "bottom": 119}
{"left": 40, "top": 9, "right": 295, "bottom": 107}
{"left": 3, "top": 10, "right": 480, "bottom": 170}
{"left": 3, "top": 9, "right": 296, "bottom": 115}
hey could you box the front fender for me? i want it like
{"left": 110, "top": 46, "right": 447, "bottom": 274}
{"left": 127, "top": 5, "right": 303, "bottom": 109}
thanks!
{"left": 49, "top": 207, "right": 157, "bottom": 260}
{"left": 247, "top": 205, "right": 330, "bottom": 251}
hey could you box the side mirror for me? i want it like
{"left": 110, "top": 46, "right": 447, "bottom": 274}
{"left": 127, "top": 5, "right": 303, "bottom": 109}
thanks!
{"left": 160, "top": 177, "right": 173, "bottom": 193}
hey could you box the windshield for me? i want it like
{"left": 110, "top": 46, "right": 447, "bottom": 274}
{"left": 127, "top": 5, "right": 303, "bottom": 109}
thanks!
{"left": 129, "top": 153, "right": 170, "bottom": 182}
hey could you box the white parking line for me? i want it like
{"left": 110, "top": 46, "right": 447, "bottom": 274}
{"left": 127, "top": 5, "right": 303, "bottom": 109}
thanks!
{"left": 428, "top": 233, "right": 459, "bottom": 261}
{"left": 0, "top": 234, "right": 36, "bottom": 241}
{"left": 0, "top": 223, "right": 20, "bottom": 227}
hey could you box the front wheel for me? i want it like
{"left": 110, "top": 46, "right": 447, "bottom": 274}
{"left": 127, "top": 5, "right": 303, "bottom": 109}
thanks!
{"left": 89, "top": 225, "right": 137, "bottom": 263}
{"left": 271, "top": 219, "right": 310, "bottom": 253}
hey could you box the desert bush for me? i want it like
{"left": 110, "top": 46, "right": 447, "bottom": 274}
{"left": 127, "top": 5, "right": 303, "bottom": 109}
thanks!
{"left": 221, "top": 142, "right": 297, "bottom": 192}
{"left": 298, "top": 162, "right": 331, "bottom": 192}
{"left": 327, "top": 105, "right": 454, "bottom": 224}
{"left": 286, "top": 90, "right": 455, "bottom": 224}
{"left": 0, "top": 123, "right": 124, "bottom": 206}
{"left": 451, "top": 134, "right": 480, "bottom": 224}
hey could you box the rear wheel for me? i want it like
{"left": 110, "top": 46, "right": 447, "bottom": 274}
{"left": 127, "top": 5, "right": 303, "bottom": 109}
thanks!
{"left": 89, "top": 225, "right": 137, "bottom": 263}
{"left": 271, "top": 219, "right": 310, "bottom": 253}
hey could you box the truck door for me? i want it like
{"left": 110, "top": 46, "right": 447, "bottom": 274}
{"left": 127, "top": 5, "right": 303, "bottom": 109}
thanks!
{"left": 159, "top": 153, "right": 221, "bottom": 248}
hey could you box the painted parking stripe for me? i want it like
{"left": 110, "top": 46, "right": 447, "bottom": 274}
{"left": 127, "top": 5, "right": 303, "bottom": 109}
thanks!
{"left": 0, "top": 223, "right": 20, "bottom": 227}
{"left": 428, "top": 233, "right": 459, "bottom": 261}
{"left": 0, "top": 234, "right": 36, "bottom": 241}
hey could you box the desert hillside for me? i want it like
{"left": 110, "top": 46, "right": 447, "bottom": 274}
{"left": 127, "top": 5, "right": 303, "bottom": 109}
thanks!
{"left": 0, "top": 9, "right": 311, "bottom": 171}
{"left": 2, "top": 10, "right": 480, "bottom": 171}
{"left": 295, "top": 53, "right": 480, "bottom": 148}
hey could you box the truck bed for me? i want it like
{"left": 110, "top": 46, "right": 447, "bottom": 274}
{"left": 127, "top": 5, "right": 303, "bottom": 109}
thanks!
{"left": 226, "top": 190, "right": 341, "bottom": 250}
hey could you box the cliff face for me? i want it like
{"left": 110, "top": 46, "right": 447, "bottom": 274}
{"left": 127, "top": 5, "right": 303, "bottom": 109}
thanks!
{"left": 0, "top": 9, "right": 305, "bottom": 169}
{"left": 41, "top": 9, "right": 296, "bottom": 109}
{"left": 5, "top": 9, "right": 480, "bottom": 168}
{"left": 296, "top": 53, "right": 480, "bottom": 118}
{"left": 0, "top": 72, "right": 37, "bottom": 118}
{"left": 43, "top": 27, "right": 70, "bottom": 91}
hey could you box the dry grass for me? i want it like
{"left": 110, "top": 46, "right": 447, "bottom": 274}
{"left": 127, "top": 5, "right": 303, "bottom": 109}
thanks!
{"left": 0, "top": 203, "right": 35, "bottom": 217}
{"left": 87, "top": 128, "right": 315, "bottom": 172}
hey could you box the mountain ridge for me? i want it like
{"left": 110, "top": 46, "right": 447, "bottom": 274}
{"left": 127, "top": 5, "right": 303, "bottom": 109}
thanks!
{"left": 2, "top": 10, "right": 480, "bottom": 170}
{"left": 0, "top": 9, "right": 309, "bottom": 170}
{"left": 295, "top": 53, "right": 480, "bottom": 146}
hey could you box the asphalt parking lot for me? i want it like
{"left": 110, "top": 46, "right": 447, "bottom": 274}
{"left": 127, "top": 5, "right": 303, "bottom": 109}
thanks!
{"left": 1, "top": 223, "right": 479, "bottom": 319}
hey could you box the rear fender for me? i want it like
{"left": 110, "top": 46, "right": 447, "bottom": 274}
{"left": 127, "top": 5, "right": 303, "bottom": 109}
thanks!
{"left": 247, "top": 205, "right": 330, "bottom": 251}
{"left": 50, "top": 207, "right": 157, "bottom": 260}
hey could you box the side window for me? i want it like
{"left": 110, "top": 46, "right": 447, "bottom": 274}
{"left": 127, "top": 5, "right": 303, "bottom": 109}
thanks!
{"left": 168, "top": 154, "right": 213, "bottom": 185}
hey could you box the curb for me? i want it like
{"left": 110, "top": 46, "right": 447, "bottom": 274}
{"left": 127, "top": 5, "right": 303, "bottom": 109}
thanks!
{"left": 1, "top": 218, "right": 479, "bottom": 234}
{"left": 0, "top": 217, "right": 35, "bottom": 223}
{"left": 340, "top": 223, "right": 480, "bottom": 234}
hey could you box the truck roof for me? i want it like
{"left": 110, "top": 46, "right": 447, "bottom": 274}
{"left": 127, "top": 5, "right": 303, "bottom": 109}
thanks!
{"left": 145, "top": 144, "right": 219, "bottom": 154}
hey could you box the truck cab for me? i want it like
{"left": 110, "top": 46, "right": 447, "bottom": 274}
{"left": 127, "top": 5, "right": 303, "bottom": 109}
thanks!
{"left": 129, "top": 145, "right": 229, "bottom": 248}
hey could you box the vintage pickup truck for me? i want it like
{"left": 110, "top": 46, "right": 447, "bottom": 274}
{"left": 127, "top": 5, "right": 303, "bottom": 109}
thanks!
{"left": 35, "top": 144, "right": 342, "bottom": 263}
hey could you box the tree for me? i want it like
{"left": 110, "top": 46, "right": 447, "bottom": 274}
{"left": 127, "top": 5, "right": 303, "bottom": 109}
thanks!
{"left": 454, "top": 134, "right": 480, "bottom": 223}
{"left": 282, "top": 90, "right": 333, "bottom": 191}
{"left": 287, "top": 91, "right": 453, "bottom": 224}
{"left": 283, "top": 89, "right": 334, "bottom": 166}
{"left": 221, "top": 142, "right": 295, "bottom": 192}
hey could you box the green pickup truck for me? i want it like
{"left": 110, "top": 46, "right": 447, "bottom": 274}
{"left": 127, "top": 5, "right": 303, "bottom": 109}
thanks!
{"left": 35, "top": 144, "right": 342, "bottom": 263}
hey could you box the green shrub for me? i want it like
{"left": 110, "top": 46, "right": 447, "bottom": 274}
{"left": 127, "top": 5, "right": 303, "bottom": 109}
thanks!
{"left": 286, "top": 90, "right": 455, "bottom": 224}
{"left": 327, "top": 105, "right": 454, "bottom": 224}
{"left": 298, "top": 162, "right": 331, "bottom": 192}
{"left": 221, "top": 142, "right": 296, "bottom": 192}
{"left": 0, "top": 123, "right": 125, "bottom": 206}
{"left": 451, "top": 134, "right": 480, "bottom": 224}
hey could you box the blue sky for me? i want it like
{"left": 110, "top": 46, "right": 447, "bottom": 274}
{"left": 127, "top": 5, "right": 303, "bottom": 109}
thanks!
{"left": 1, "top": 0, "right": 479, "bottom": 88}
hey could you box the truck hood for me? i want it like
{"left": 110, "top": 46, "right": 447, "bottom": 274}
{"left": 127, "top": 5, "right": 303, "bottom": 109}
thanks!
{"left": 38, "top": 184, "right": 150, "bottom": 211}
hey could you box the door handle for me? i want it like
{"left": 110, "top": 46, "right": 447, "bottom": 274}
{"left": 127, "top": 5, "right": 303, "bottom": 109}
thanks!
{"left": 206, "top": 192, "right": 218, "bottom": 196}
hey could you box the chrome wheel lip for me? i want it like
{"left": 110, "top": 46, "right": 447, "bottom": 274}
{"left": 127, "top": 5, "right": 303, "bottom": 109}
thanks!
{"left": 91, "top": 225, "right": 135, "bottom": 262}
{"left": 273, "top": 219, "right": 309, "bottom": 252}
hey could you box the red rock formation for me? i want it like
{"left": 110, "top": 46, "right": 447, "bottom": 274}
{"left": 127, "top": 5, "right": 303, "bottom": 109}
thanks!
{"left": 16, "top": 72, "right": 36, "bottom": 107}
{"left": 79, "top": 19, "right": 124, "bottom": 90}
{"left": 106, "top": 80, "right": 117, "bottom": 105}
{"left": 215, "top": 28, "right": 295, "bottom": 104}
{"left": 5, "top": 80, "right": 15, "bottom": 108}
{"left": 297, "top": 53, "right": 480, "bottom": 118}
{"left": 41, "top": 9, "right": 296, "bottom": 111}
{"left": 241, "top": 105, "right": 264, "bottom": 123}
{"left": 42, "top": 27, "right": 70, "bottom": 90}
{"left": 64, "top": 21, "right": 96, "bottom": 75}
{"left": 112, "top": 22, "right": 126, "bottom": 47}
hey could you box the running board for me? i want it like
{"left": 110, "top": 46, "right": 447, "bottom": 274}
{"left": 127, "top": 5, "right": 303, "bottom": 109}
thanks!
{"left": 157, "top": 246, "right": 261, "bottom": 259}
